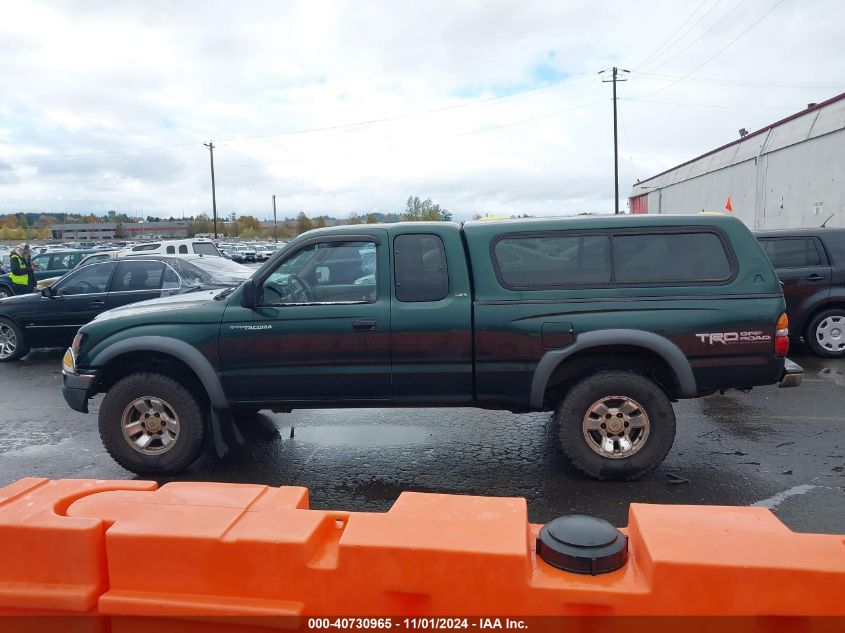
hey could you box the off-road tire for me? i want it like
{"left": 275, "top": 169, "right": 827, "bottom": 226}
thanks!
{"left": 556, "top": 370, "right": 676, "bottom": 480}
{"left": 806, "top": 308, "right": 845, "bottom": 358}
{"left": 98, "top": 372, "right": 206, "bottom": 475}
{"left": 0, "top": 317, "right": 29, "bottom": 362}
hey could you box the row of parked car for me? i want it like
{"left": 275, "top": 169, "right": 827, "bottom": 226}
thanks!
{"left": 218, "top": 242, "right": 287, "bottom": 263}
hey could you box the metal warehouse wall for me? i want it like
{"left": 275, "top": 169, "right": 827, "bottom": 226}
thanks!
{"left": 630, "top": 95, "right": 845, "bottom": 230}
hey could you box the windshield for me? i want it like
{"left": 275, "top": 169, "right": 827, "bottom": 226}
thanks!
{"left": 167, "top": 257, "right": 253, "bottom": 286}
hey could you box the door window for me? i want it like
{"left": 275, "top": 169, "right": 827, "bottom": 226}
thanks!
{"left": 55, "top": 262, "right": 117, "bottom": 296}
{"left": 166, "top": 246, "right": 176, "bottom": 254}
{"left": 259, "top": 240, "right": 377, "bottom": 305}
{"left": 760, "top": 238, "right": 823, "bottom": 269}
{"left": 179, "top": 245, "right": 188, "bottom": 254}
{"left": 111, "top": 260, "right": 166, "bottom": 292}
{"left": 394, "top": 234, "right": 449, "bottom": 302}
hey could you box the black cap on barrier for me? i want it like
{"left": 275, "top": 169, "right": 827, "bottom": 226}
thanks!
{"left": 536, "top": 515, "right": 628, "bottom": 575}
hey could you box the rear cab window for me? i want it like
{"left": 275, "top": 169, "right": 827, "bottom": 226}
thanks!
{"left": 492, "top": 229, "right": 735, "bottom": 289}
{"left": 393, "top": 234, "right": 449, "bottom": 302}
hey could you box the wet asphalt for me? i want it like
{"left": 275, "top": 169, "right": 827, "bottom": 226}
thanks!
{"left": 0, "top": 346, "right": 842, "bottom": 534}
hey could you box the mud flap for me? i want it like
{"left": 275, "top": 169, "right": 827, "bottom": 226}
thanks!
{"left": 209, "top": 408, "right": 245, "bottom": 457}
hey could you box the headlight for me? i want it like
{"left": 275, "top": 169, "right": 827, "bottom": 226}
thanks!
{"left": 62, "top": 348, "right": 75, "bottom": 373}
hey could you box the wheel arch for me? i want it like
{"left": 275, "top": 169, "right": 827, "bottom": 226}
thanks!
{"left": 91, "top": 336, "right": 228, "bottom": 409}
{"left": 803, "top": 300, "right": 845, "bottom": 335}
{"left": 529, "top": 329, "right": 697, "bottom": 409}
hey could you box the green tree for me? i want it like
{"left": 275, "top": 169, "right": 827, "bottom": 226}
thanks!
{"left": 237, "top": 215, "right": 263, "bottom": 234}
{"left": 296, "top": 212, "right": 313, "bottom": 234}
{"left": 403, "top": 196, "right": 451, "bottom": 222}
{"left": 188, "top": 213, "right": 213, "bottom": 236}
{"left": 366, "top": 213, "right": 378, "bottom": 224}
{"left": 114, "top": 222, "right": 128, "bottom": 238}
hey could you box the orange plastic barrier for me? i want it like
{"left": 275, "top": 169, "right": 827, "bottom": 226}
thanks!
{"left": 0, "top": 477, "right": 843, "bottom": 621}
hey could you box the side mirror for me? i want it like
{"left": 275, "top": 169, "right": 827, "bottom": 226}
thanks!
{"left": 242, "top": 281, "right": 257, "bottom": 308}
{"left": 40, "top": 286, "right": 55, "bottom": 298}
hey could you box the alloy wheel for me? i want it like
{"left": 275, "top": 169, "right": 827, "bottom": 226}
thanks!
{"left": 121, "top": 396, "right": 182, "bottom": 455}
{"left": 582, "top": 395, "right": 650, "bottom": 459}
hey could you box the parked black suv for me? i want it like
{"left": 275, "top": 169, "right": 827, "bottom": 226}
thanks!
{"left": 755, "top": 228, "right": 845, "bottom": 357}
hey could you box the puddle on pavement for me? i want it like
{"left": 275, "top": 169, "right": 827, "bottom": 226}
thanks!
{"left": 285, "top": 425, "right": 432, "bottom": 447}
{"left": 792, "top": 354, "right": 845, "bottom": 387}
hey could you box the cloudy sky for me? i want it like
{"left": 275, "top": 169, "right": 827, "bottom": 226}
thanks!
{"left": 1, "top": 0, "right": 842, "bottom": 220}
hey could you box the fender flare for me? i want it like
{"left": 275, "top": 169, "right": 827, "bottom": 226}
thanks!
{"left": 91, "top": 336, "right": 229, "bottom": 409}
{"left": 529, "top": 329, "right": 698, "bottom": 408}
{"left": 796, "top": 289, "right": 838, "bottom": 328}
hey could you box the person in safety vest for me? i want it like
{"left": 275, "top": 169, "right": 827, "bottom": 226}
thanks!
{"left": 9, "top": 243, "right": 35, "bottom": 295}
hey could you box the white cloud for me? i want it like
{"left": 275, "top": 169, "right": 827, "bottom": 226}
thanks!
{"left": 0, "top": 0, "right": 842, "bottom": 219}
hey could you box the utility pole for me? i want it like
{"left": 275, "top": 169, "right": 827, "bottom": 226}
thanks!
{"left": 203, "top": 141, "right": 218, "bottom": 239}
{"left": 272, "top": 194, "right": 278, "bottom": 243}
{"left": 599, "top": 67, "right": 629, "bottom": 214}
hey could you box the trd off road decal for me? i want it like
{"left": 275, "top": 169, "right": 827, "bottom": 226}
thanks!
{"left": 695, "top": 331, "right": 771, "bottom": 344}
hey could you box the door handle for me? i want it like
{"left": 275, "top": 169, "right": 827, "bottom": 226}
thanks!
{"left": 352, "top": 319, "right": 377, "bottom": 332}
{"left": 804, "top": 274, "right": 825, "bottom": 282}
{"left": 89, "top": 300, "right": 106, "bottom": 308}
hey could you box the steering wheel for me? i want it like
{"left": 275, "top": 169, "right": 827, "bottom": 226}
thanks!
{"left": 285, "top": 274, "right": 314, "bottom": 303}
{"left": 262, "top": 274, "right": 314, "bottom": 305}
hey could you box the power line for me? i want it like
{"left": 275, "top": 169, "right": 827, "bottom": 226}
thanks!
{"left": 622, "top": 97, "right": 801, "bottom": 110}
{"left": 215, "top": 74, "right": 595, "bottom": 148}
{"left": 617, "top": 106, "right": 639, "bottom": 184}
{"left": 640, "top": 0, "right": 729, "bottom": 72}
{"left": 635, "top": 0, "right": 711, "bottom": 69}
{"left": 628, "top": 71, "right": 841, "bottom": 88}
{"left": 8, "top": 73, "right": 594, "bottom": 166}
{"left": 457, "top": 99, "right": 605, "bottom": 136}
{"left": 632, "top": 0, "right": 787, "bottom": 100}
{"left": 645, "top": 0, "right": 746, "bottom": 73}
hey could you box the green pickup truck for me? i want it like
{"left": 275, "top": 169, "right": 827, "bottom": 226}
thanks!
{"left": 62, "top": 214, "right": 802, "bottom": 479}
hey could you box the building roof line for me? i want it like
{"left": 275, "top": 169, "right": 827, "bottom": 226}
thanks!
{"left": 634, "top": 91, "right": 845, "bottom": 188}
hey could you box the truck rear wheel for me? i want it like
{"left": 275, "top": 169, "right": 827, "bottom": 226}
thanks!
{"left": 555, "top": 370, "right": 676, "bottom": 480}
{"left": 98, "top": 372, "right": 207, "bottom": 475}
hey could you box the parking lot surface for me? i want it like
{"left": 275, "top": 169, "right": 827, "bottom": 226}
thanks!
{"left": 0, "top": 347, "right": 842, "bottom": 534}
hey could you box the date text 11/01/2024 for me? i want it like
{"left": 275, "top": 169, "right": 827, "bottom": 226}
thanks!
{"left": 308, "top": 618, "right": 528, "bottom": 629}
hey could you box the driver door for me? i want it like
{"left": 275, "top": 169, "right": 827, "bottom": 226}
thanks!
{"left": 219, "top": 232, "right": 391, "bottom": 404}
{"left": 34, "top": 261, "right": 118, "bottom": 347}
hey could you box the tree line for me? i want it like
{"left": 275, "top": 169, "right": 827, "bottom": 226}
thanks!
{"left": 0, "top": 195, "right": 465, "bottom": 241}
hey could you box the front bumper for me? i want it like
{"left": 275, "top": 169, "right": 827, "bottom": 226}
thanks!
{"left": 62, "top": 349, "right": 98, "bottom": 413}
{"left": 778, "top": 358, "right": 803, "bottom": 388}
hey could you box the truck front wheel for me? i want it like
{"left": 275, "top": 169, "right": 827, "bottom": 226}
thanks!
{"left": 98, "top": 372, "right": 207, "bottom": 475}
{"left": 555, "top": 370, "right": 676, "bottom": 480}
